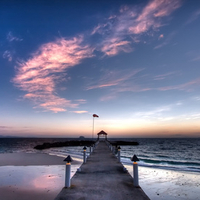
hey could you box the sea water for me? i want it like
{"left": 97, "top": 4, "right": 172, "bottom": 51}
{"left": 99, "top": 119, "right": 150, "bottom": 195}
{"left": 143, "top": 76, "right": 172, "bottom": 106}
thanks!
{"left": 0, "top": 137, "right": 200, "bottom": 173}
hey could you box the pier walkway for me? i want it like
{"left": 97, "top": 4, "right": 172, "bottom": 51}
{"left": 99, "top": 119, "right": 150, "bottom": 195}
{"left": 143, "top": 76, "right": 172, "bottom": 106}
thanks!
{"left": 55, "top": 141, "right": 150, "bottom": 200}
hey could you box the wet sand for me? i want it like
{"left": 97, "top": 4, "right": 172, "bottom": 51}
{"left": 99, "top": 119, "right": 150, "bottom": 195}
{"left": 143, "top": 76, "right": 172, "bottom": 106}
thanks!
{"left": 125, "top": 165, "right": 200, "bottom": 200}
{"left": 0, "top": 153, "right": 81, "bottom": 200}
{"left": 0, "top": 152, "right": 80, "bottom": 166}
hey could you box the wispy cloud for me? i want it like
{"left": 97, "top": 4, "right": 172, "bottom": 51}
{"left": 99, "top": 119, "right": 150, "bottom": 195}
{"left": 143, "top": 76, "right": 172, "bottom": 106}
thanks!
{"left": 12, "top": 0, "right": 183, "bottom": 112}
{"left": 128, "top": 0, "right": 181, "bottom": 34}
{"left": 13, "top": 36, "right": 94, "bottom": 112}
{"left": 191, "top": 55, "right": 200, "bottom": 62}
{"left": 154, "top": 71, "right": 177, "bottom": 80}
{"left": 192, "top": 96, "right": 200, "bottom": 101}
{"left": 158, "top": 77, "right": 200, "bottom": 91}
{"left": 100, "top": 94, "right": 117, "bottom": 102}
{"left": 92, "top": 0, "right": 182, "bottom": 56}
{"left": 87, "top": 69, "right": 143, "bottom": 90}
{"left": 3, "top": 50, "right": 13, "bottom": 61}
{"left": 133, "top": 101, "right": 183, "bottom": 121}
{"left": 185, "top": 113, "right": 200, "bottom": 120}
{"left": 0, "top": 126, "right": 13, "bottom": 129}
{"left": 75, "top": 99, "right": 87, "bottom": 104}
{"left": 72, "top": 111, "right": 88, "bottom": 114}
{"left": 154, "top": 31, "right": 177, "bottom": 49}
{"left": 101, "top": 38, "right": 132, "bottom": 56}
{"left": 185, "top": 9, "right": 200, "bottom": 25}
{"left": 134, "top": 106, "right": 171, "bottom": 119}
{"left": 7, "top": 32, "right": 23, "bottom": 42}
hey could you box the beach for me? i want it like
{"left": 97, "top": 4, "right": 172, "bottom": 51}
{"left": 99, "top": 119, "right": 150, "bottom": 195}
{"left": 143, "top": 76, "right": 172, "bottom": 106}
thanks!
{"left": 0, "top": 152, "right": 200, "bottom": 200}
{"left": 0, "top": 137, "right": 200, "bottom": 200}
{"left": 0, "top": 153, "right": 82, "bottom": 200}
{"left": 125, "top": 165, "right": 200, "bottom": 200}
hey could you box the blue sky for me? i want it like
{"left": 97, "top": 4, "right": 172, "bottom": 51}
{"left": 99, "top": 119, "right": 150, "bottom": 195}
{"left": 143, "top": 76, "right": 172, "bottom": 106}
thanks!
{"left": 1, "top": 0, "right": 200, "bottom": 138}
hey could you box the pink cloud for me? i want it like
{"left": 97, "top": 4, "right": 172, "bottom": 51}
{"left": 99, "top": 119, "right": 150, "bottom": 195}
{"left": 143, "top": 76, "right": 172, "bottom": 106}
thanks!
{"left": 101, "top": 39, "right": 132, "bottom": 56}
{"left": 158, "top": 34, "right": 164, "bottom": 40}
{"left": 13, "top": 36, "right": 93, "bottom": 112}
{"left": 93, "top": 0, "right": 182, "bottom": 56}
{"left": 129, "top": 0, "right": 181, "bottom": 34}
{"left": 72, "top": 111, "right": 88, "bottom": 114}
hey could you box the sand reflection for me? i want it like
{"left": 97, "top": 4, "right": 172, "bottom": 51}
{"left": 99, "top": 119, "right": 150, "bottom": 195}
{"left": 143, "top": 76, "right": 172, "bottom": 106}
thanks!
{"left": 0, "top": 166, "right": 65, "bottom": 200}
{"left": 124, "top": 164, "right": 200, "bottom": 200}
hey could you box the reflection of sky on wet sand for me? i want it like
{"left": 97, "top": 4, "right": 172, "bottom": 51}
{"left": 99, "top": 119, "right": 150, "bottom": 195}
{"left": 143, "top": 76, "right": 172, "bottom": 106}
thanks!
{"left": 0, "top": 166, "right": 64, "bottom": 188}
{"left": 0, "top": 164, "right": 81, "bottom": 200}
{"left": 124, "top": 165, "right": 200, "bottom": 200}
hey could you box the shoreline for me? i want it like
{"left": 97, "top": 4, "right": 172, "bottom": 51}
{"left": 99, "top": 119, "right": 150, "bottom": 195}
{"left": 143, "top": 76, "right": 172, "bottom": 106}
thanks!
{"left": 0, "top": 152, "right": 200, "bottom": 200}
{"left": 0, "top": 152, "right": 81, "bottom": 166}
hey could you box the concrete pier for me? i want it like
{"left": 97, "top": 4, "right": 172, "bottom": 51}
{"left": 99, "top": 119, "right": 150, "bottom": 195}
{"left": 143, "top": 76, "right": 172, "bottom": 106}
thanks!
{"left": 55, "top": 141, "right": 150, "bottom": 200}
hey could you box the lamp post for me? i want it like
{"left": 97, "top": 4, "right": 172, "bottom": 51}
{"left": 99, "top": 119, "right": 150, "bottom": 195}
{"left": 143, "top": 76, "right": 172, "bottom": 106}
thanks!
{"left": 83, "top": 146, "right": 87, "bottom": 163}
{"left": 131, "top": 154, "right": 140, "bottom": 187}
{"left": 63, "top": 155, "right": 73, "bottom": 188}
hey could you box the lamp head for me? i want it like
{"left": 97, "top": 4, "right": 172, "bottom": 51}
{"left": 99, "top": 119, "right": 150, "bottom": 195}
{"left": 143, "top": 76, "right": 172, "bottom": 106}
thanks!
{"left": 131, "top": 154, "right": 139, "bottom": 162}
{"left": 64, "top": 155, "right": 73, "bottom": 163}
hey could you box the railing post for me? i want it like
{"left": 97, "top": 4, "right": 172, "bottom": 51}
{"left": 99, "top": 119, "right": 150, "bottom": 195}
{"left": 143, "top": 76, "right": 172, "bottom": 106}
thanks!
{"left": 131, "top": 155, "right": 139, "bottom": 187}
{"left": 112, "top": 146, "right": 115, "bottom": 154}
{"left": 83, "top": 146, "right": 87, "bottom": 163}
{"left": 90, "top": 146, "right": 92, "bottom": 154}
{"left": 117, "top": 146, "right": 121, "bottom": 162}
{"left": 63, "top": 155, "right": 73, "bottom": 188}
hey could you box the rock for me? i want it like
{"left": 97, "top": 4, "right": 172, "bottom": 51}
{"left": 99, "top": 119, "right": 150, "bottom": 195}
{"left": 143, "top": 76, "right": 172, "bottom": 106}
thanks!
{"left": 34, "top": 140, "right": 96, "bottom": 150}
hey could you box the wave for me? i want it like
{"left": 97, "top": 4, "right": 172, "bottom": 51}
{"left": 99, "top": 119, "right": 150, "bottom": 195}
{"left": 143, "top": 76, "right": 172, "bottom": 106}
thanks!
{"left": 141, "top": 158, "right": 200, "bottom": 166}
{"left": 120, "top": 157, "right": 200, "bottom": 173}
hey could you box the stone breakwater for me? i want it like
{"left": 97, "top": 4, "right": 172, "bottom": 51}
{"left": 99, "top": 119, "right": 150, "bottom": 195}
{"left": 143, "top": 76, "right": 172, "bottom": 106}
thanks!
{"left": 34, "top": 140, "right": 139, "bottom": 150}
{"left": 34, "top": 140, "right": 96, "bottom": 150}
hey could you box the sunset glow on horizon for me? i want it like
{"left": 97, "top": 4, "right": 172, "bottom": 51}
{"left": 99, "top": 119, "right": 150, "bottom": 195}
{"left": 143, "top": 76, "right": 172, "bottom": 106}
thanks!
{"left": 1, "top": 0, "right": 200, "bottom": 138}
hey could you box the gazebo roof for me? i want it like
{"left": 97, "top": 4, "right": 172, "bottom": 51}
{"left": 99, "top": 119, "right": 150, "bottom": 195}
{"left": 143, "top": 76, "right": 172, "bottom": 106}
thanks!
{"left": 97, "top": 130, "right": 108, "bottom": 135}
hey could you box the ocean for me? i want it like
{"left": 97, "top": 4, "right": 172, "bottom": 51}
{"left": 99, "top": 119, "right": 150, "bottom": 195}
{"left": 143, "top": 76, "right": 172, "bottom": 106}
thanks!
{"left": 0, "top": 137, "right": 200, "bottom": 173}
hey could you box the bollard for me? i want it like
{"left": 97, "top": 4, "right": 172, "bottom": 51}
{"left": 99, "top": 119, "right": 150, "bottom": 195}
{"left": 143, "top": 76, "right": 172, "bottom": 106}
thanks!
{"left": 90, "top": 146, "right": 92, "bottom": 154}
{"left": 112, "top": 146, "right": 115, "bottom": 154}
{"left": 117, "top": 146, "right": 121, "bottom": 162}
{"left": 63, "top": 155, "right": 73, "bottom": 188}
{"left": 131, "top": 155, "right": 140, "bottom": 187}
{"left": 77, "top": 167, "right": 81, "bottom": 172}
{"left": 83, "top": 146, "right": 87, "bottom": 163}
{"left": 123, "top": 166, "right": 127, "bottom": 172}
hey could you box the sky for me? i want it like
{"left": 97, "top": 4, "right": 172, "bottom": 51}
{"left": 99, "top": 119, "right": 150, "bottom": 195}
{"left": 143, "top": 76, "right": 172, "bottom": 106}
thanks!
{"left": 1, "top": 0, "right": 200, "bottom": 138}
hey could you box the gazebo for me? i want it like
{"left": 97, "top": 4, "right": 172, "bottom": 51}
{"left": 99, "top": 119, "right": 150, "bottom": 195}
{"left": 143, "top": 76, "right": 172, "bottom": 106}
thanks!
{"left": 97, "top": 130, "right": 108, "bottom": 140}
